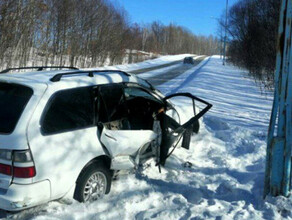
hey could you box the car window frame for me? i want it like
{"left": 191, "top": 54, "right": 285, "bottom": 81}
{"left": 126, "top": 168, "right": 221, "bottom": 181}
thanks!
{"left": 0, "top": 82, "right": 34, "bottom": 135}
{"left": 40, "top": 82, "right": 164, "bottom": 135}
{"left": 96, "top": 83, "right": 127, "bottom": 123}
{"left": 40, "top": 85, "right": 96, "bottom": 136}
{"left": 123, "top": 83, "right": 164, "bottom": 105}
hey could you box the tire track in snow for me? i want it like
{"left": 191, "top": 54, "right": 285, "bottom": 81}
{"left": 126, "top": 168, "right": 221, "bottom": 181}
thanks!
{"left": 130, "top": 56, "right": 206, "bottom": 86}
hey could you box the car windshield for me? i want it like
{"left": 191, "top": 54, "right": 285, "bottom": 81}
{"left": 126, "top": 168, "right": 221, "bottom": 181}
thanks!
{"left": 0, "top": 82, "right": 33, "bottom": 134}
{"left": 124, "top": 87, "right": 162, "bottom": 104}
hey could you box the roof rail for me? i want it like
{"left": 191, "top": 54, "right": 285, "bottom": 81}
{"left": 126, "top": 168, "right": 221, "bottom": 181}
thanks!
{"left": 0, "top": 66, "right": 78, "bottom": 74}
{"left": 50, "top": 70, "right": 131, "bottom": 82}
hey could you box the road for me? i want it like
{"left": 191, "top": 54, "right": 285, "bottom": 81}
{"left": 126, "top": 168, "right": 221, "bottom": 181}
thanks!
{"left": 129, "top": 56, "right": 206, "bottom": 86}
{"left": 129, "top": 60, "right": 184, "bottom": 74}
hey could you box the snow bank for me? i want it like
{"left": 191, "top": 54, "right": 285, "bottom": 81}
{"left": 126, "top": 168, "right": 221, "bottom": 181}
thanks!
{"left": 85, "top": 54, "right": 195, "bottom": 72}
{"left": 8, "top": 56, "right": 289, "bottom": 220}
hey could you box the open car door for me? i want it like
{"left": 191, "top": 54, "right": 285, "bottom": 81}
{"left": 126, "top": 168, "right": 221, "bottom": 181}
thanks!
{"left": 159, "top": 93, "right": 212, "bottom": 166}
{"left": 97, "top": 84, "right": 164, "bottom": 170}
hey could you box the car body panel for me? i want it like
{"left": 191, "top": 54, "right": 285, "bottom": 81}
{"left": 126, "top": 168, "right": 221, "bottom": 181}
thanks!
{"left": 101, "top": 128, "right": 158, "bottom": 170}
{"left": 27, "top": 85, "right": 106, "bottom": 198}
{"left": 101, "top": 128, "right": 157, "bottom": 158}
{"left": 0, "top": 180, "right": 50, "bottom": 211}
{"left": 0, "top": 79, "right": 47, "bottom": 150}
{"left": 0, "top": 80, "right": 47, "bottom": 191}
{"left": 0, "top": 172, "right": 12, "bottom": 190}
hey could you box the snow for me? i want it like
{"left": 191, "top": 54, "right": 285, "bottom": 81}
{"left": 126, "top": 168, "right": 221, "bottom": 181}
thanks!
{"left": 4, "top": 55, "right": 290, "bottom": 220}
{"left": 138, "top": 63, "right": 182, "bottom": 79}
{"left": 85, "top": 54, "right": 196, "bottom": 72}
{"left": 113, "top": 54, "right": 195, "bottom": 72}
{"left": 137, "top": 55, "right": 205, "bottom": 79}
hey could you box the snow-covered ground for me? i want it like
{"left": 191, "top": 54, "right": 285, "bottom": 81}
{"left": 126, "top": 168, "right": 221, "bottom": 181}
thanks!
{"left": 86, "top": 54, "right": 197, "bottom": 72}
{"left": 6, "top": 56, "right": 289, "bottom": 220}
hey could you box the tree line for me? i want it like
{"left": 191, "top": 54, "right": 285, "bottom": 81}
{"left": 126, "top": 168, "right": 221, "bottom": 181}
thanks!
{"left": 221, "top": 0, "right": 280, "bottom": 88}
{"left": 0, "top": 0, "right": 219, "bottom": 69}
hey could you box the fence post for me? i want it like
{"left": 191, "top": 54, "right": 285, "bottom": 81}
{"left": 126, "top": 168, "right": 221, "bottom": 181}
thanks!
{"left": 264, "top": 0, "right": 292, "bottom": 198}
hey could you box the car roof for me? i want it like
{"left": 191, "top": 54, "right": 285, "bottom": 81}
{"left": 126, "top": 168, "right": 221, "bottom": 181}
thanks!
{"left": 0, "top": 69, "right": 152, "bottom": 93}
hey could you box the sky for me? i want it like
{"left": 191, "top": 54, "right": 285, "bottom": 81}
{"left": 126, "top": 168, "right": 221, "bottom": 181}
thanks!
{"left": 114, "top": 0, "right": 239, "bottom": 36}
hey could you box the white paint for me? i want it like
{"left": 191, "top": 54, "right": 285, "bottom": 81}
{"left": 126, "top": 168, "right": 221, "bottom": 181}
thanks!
{"left": 101, "top": 128, "right": 157, "bottom": 158}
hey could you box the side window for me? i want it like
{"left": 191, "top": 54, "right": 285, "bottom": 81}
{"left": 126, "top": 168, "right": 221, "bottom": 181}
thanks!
{"left": 0, "top": 83, "right": 33, "bottom": 134}
{"left": 41, "top": 87, "right": 94, "bottom": 135}
{"left": 98, "top": 84, "right": 126, "bottom": 122}
{"left": 123, "top": 86, "right": 164, "bottom": 130}
{"left": 124, "top": 87, "right": 162, "bottom": 103}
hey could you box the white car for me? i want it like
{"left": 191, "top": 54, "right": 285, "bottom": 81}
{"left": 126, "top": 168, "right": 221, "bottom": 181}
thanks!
{"left": 0, "top": 66, "right": 211, "bottom": 211}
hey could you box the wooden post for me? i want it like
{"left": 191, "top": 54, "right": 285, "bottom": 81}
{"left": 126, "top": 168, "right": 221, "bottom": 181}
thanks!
{"left": 264, "top": 0, "right": 292, "bottom": 197}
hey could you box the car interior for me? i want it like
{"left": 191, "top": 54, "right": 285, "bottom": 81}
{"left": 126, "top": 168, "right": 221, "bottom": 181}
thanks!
{"left": 98, "top": 84, "right": 164, "bottom": 131}
{"left": 96, "top": 84, "right": 166, "bottom": 165}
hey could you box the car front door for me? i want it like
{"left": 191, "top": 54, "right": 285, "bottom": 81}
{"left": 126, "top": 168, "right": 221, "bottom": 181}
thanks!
{"left": 159, "top": 93, "right": 212, "bottom": 165}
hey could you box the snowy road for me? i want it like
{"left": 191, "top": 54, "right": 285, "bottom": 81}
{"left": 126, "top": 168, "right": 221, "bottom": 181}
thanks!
{"left": 2, "top": 56, "right": 287, "bottom": 220}
{"left": 129, "top": 59, "right": 184, "bottom": 74}
{"left": 132, "top": 56, "right": 206, "bottom": 86}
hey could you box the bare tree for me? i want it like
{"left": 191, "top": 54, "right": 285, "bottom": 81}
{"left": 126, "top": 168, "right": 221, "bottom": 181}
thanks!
{"left": 0, "top": 0, "right": 219, "bottom": 69}
{"left": 221, "top": 0, "right": 280, "bottom": 87}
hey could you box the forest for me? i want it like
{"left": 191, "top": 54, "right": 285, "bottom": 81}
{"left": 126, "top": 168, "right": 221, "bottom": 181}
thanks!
{"left": 223, "top": 0, "right": 280, "bottom": 88}
{"left": 0, "top": 0, "right": 219, "bottom": 69}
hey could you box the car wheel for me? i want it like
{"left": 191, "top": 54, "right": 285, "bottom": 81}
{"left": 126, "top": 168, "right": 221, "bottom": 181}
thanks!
{"left": 74, "top": 162, "right": 111, "bottom": 203}
{"left": 193, "top": 120, "right": 200, "bottom": 133}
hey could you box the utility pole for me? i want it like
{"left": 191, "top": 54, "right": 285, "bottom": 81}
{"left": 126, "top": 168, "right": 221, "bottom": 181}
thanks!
{"left": 223, "top": 0, "right": 228, "bottom": 65}
{"left": 264, "top": 0, "right": 292, "bottom": 198}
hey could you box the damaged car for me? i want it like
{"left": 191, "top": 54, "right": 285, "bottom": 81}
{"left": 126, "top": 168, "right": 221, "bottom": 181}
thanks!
{"left": 0, "top": 66, "right": 212, "bottom": 211}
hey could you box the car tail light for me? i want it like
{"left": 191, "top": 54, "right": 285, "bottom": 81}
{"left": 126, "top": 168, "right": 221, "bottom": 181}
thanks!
{"left": 13, "top": 166, "right": 36, "bottom": 178}
{"left": 0, "top": 163, "right": 12, "bottom": 176}
{"left": 0, "top": 149, "right": 36, "bottom": 178}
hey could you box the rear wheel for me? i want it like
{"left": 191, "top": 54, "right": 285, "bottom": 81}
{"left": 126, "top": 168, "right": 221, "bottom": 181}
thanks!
{"left": 74, "top": 162, "right": 111, "bottom": 202}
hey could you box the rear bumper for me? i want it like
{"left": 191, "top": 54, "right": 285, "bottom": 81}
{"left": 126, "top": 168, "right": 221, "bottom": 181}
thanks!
{"left": 0, "top": 180, "right": 51, "bottom": 211}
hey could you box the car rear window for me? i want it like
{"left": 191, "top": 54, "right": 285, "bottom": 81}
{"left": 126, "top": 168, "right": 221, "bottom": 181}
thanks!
{"left": 0, "top": 82, "right": 33, "bottom": 134}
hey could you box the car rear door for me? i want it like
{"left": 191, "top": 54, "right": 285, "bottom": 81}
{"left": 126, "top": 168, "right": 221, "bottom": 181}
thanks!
{"left": 98, "top": 84, "right": 163, "bottom": 170}
{"left": 27, "top": 86, "right": 106, "bottom": 196}
{"left": 0, "top": 82, "right": 34, "bottom": 189}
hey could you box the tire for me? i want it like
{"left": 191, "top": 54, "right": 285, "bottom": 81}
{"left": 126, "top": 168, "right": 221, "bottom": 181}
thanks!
{"left": 193, "top": 120, "right": 200, "bottom": 134}
{"left": 74, "top": 162, "right": 112, "bottom": 203}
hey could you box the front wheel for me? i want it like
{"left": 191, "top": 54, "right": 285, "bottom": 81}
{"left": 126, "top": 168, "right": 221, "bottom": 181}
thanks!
{"left": 74, "top": 162, "right": 112, "bottom": 203}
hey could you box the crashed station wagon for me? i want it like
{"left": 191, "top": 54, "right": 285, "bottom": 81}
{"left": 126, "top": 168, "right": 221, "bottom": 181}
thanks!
{"left": 0, "top": 66, "right": 211, "bottom": 211}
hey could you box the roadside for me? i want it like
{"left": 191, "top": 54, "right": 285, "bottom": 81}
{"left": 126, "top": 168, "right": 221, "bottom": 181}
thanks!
{"left": 85, "top": 54, "right": 197, "bottom": 72}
